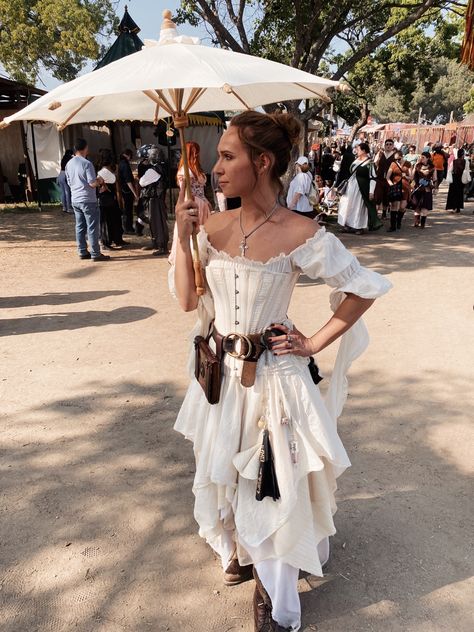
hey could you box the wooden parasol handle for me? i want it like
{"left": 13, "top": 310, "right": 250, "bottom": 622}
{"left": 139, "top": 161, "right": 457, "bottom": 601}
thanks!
{"left": 175, "top": 120, "right": 205, "bottom": 296}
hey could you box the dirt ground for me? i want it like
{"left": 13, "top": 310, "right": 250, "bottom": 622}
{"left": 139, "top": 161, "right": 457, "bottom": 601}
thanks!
{"left": 1, "top": 191, "right": 473, "bottom": 632}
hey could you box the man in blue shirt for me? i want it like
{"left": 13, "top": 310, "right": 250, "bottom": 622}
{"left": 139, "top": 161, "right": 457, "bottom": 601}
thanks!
{"left": 65, "top": 138, "right": 110, "bottom": 261}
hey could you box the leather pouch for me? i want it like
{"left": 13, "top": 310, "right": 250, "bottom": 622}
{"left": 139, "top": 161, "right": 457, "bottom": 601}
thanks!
{"left": 194, "top": 335, "right": 221, "bottom": 404}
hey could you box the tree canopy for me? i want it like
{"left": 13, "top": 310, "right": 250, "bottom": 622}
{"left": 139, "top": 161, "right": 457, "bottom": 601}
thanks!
{"left": 176, "top": 1, "right": 467, "bottom": 80}
{"left": 333, "top": 11, "right": 473, "bottom": 127}
{"left": 0, "top": 0, "right": 117, "bottom": 85}
{"left": 176, "top": 0, "right": 469, "bottom": 128}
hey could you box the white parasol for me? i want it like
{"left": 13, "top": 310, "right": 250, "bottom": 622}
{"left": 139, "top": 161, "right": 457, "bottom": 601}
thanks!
{"left": 1, "top": 10, "right": 346, "bottom": 293}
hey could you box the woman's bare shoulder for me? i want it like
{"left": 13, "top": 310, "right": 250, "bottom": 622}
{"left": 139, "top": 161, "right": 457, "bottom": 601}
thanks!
{"left": 204, "top": 209, "right": 239, "bottom": 235}
{"left": 278, "top": 207, "right": 321, "bottom": 242}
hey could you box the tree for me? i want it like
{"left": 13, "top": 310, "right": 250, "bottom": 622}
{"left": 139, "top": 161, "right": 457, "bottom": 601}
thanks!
{"left": 410, "top": 58, "right": 473, "bottom": 122}
{"left": 332, "top": 9, "right": 470, "bottom": 133}
{"left": 0, "top": 0, "right": 118, "bottom": 84}
{"left": 176, "top": 1, "right": 466, "bottom": 92}
{"left": 464, "top": 87, "right": 474, "bottom": 113}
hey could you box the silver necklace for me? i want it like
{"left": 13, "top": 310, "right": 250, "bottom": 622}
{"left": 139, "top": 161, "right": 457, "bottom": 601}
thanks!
{"left": 239, "top": 200, "right": 279, "bottom": 257}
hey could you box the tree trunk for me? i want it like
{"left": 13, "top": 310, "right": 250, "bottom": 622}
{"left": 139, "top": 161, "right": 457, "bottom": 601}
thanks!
{"left": 349, "top": 102, "right": 370, "bottom": 143}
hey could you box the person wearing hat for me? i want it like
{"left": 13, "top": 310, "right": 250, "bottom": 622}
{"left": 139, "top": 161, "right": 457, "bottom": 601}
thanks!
{"left": 286, "top": 156, "right": 318, "bottom": 219}
{"left": 138, "top": 147, "right": 169, "bottom": 256}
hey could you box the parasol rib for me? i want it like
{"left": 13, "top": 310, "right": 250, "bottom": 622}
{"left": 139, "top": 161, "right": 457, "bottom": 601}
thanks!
{"left": 293, "top": 82, "right": 331, "bottom": 103}
{"left": 183, "top": 88, "right": 198, "bottom": 112}
{"left": 170, "top": 88, "right": 180, "bottom": 113}
{"left": 156, "top": 90, "right": 177, "bottom": 115}
{"left": 223, "top": 86, "right": 251, "bottom": 109}
{"left": 142, "top": 90, "right": 173, "bottom": 115}
{"left": 184, "top": 88, "right": 206, "bottom": 113}
{"left": 57, "top": 96, "right": 94, "bottom": 130}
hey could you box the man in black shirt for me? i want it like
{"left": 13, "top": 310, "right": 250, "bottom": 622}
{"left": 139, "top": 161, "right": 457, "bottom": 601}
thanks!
{"left": 118, "top": 149, "right": 138, "bottom": 233}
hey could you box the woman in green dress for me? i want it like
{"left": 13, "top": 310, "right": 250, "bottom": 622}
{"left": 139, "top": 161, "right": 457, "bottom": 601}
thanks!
{"left": 338, "top": 143, "right": 382, "bottom": 234}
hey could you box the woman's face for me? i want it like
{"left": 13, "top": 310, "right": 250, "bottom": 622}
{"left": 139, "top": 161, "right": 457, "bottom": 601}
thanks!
{"left": 355, "top": 145, "right": 366, "bottom": 158}
{"left": 316, "top": 175, "right": 323, "bottom": 186}
{"left": 420, "top": 155, "right": 428, "bottom": 165}
{"left": 213, "top": 126, "right": 271, "bottom": 198}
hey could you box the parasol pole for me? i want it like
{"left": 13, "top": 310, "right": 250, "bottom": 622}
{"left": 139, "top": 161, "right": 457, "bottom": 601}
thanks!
{"left": 144, "top": 81, "right": 206, "bottom": 295}
{"left": 156, "top": 10, "right": 205, "bottom": 294}
{"left": 173, "top": 109, "right": 205, "bottom": 296}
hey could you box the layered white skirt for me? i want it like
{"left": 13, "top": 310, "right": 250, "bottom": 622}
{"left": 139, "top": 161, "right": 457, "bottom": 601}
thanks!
{"left": 175, "top": 350, "right": 351, "bottom": 577}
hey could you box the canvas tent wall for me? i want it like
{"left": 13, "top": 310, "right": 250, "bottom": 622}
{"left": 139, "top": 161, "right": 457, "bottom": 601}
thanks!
{"left": 0, "top": 76, "right": 46, "bottom": 202}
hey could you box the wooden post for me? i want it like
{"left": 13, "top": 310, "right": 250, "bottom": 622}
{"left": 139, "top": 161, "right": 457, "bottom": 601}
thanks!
{"left": 30, "top": 123, "right": 42, "bottom": 211}
{"left": 20, "top": 122, "right": 35, "bottom": 202}
{"left": 167, "top": 138, "right": 173, "bottom": 215}
{"left": 415, "top": 108, "right": 423, "bottom": 153}
{"left": 304, "top": 99, "right": 309, "bottom": 154}
{"left": 0, "top": 160, "right": 5, "bottom": 203}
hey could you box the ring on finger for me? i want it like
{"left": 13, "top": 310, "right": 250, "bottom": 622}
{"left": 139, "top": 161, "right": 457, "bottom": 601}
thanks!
{"left": 287, "top": 334, "right": 292, "bottom": 342}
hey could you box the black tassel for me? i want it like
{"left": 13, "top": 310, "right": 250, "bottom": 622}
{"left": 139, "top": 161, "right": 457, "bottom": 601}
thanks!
{"left": 256, "top": 429, "right": 280, "bottom": 502}
{"left": 308, "top": 356, "right": 323, "bottom": 384}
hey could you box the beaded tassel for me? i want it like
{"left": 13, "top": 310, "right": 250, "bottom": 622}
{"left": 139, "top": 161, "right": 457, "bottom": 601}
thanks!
{"left": 289, "top": 439, "right": 298, "bottom": 464}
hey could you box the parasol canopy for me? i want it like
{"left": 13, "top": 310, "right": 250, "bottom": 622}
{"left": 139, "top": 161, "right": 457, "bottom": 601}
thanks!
{"left": 0, "top": 11, "right": 342, "bottom": 131}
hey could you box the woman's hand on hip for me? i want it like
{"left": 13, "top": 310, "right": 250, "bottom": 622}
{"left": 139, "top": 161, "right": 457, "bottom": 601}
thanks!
{"left": 268, "top": 324, "right": 315, "bottom": 357}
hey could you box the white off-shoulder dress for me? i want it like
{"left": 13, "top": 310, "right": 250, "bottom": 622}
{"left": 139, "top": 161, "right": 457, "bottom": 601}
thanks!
{"left": 169, "top": 226, "right": 391, "bottom": 630}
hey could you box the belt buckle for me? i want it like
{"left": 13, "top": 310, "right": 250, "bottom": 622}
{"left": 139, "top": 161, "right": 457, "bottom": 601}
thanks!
{"left": 223, "top": 333, "right": 254, "bottom": 360}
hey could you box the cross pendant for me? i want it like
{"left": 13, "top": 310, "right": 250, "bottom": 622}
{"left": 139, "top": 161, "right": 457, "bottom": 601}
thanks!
{"left": 239, "top": 239, "right": 248, "bottom": 257}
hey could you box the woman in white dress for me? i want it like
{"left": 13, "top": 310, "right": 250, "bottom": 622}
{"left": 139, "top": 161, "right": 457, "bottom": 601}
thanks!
{"left": 170, "top": 111, "right": 391, "bottom": 632}
{"left": 338, "top": 142, "right": 382, "bottom": 234}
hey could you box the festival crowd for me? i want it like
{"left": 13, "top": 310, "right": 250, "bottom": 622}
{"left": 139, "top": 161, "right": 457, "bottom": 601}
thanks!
{"left": 58, "top": 132, "right": 474, "bottom": 262}
{"left": 303, "top": 135, "right": 474, "bottom": 234}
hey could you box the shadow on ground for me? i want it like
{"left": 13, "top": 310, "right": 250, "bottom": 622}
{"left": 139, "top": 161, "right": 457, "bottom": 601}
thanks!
{"left": 0, "top": 306, "right": 156, "bottom": 337}
{"left": 0, "top": 291, "right": 129, "bottom": 309}
{"left": 1, "top": 198, "right": 473, "bottom": 277}
{"left": 0, "top": 368, "right": 472, "bottom": 631}
{"left": 300, "top": 368, "right": 473, "bottom": 631}
{"left": 0, "top": 209, "right": 74, "bottom": 243}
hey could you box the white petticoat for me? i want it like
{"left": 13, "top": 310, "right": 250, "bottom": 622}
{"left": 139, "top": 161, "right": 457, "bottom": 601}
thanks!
{"left": 338, "top": 176, "right": 368, "bottom": 230}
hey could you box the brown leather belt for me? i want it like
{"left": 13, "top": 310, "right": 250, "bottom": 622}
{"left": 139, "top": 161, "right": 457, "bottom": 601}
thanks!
{"left": 212, "top": 328, "right": 268, "bottom": 387}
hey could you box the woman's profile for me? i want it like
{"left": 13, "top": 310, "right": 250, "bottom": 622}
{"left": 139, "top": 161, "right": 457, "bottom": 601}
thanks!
{"left": 169, "top": 111, "right": 392, "bottom": 632}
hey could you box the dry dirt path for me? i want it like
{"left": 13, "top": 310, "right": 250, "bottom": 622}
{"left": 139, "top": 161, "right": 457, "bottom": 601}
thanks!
{"left": 1, "top": 193, "right": 473, "bottom": 632}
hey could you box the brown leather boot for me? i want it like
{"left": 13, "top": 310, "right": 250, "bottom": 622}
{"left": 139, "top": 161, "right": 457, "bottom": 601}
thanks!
{"left": 224, "top": 558, "right": 254, "bottom": 586}
{"left": 253, "top": 568, "right": 292, "bottom": 631}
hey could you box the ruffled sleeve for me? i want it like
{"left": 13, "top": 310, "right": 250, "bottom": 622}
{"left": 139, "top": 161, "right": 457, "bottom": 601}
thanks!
{"left": 292, "top": 227, "right": 392, "bottom": 422}
{"left": 292, "top": 227, "right": 392, "bottom": 299}
{"left": 168, "top": 228, "right": 215, "bottom": 376}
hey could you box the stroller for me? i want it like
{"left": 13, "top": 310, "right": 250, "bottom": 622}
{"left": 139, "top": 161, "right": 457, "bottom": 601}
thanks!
{"left": 316, "top": 185, "right": 339, "bottom": 224}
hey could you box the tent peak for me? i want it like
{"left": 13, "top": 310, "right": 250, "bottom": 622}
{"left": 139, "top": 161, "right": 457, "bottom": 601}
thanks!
{"left": 118, "top": 4, "right": 140, "bottom": 34}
